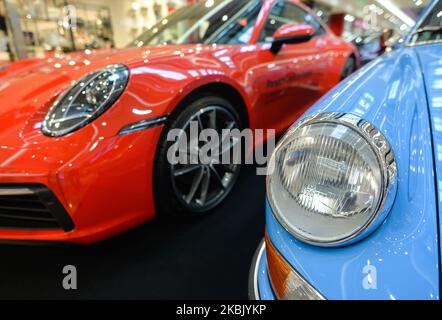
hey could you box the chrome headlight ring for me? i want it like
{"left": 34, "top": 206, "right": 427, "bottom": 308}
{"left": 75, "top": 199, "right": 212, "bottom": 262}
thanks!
{"left": 267, "top": 112, "right": 398, "bottom": 247}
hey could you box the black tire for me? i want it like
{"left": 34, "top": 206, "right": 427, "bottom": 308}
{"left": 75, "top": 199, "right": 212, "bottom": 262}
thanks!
{"left": 340, "top": 56, "right": 356, "bottom": 80}
{"left": 154, "top": 93, "right": 243, "bottom": 217}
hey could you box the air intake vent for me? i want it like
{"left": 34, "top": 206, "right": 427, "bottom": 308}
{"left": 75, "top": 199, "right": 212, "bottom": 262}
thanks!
{"left": 0, "top": 185, "right": 74, "bottom": 231}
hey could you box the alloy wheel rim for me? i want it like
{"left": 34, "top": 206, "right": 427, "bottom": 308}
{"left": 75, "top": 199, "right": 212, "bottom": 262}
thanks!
{"left": 170, "top": 106, "right": 241, "bottom": 212}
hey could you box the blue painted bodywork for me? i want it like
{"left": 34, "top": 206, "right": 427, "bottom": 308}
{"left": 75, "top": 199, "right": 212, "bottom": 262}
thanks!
{"left": 257, "top": 42, "right": 442, "bottom": 299}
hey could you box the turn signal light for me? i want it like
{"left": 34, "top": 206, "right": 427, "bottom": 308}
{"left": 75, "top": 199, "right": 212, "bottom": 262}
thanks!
{"left": 265, "top": 233, "right": 324, "bottom": 300}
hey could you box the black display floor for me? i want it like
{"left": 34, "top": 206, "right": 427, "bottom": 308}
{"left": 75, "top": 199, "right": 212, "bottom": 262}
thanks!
{"left": 0, "top": 165, "right": 265, "bottom": 300}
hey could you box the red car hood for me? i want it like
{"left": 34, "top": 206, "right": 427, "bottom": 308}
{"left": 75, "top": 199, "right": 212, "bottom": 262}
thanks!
{"left": 0, "top": 45, "right": 211, "bottom": 148}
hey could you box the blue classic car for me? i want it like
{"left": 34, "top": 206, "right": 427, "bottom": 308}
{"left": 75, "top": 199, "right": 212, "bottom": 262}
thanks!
{"left": 250, "top": 0, "right": 442, "bottom": 300}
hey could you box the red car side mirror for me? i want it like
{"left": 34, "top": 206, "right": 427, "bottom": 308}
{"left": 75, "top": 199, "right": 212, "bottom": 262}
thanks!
{"left": 271, "top": 24, "right": 315, "bottom": 54}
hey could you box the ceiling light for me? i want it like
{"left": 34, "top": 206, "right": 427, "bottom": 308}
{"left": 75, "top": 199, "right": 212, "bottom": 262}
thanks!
{"left": 375, "top": 0, "right": 415, "bottom": 26}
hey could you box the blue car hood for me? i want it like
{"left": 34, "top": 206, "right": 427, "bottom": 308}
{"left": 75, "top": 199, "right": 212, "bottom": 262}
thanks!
{"left": 266, "top": 46, "right": 441, "bottom": 300}
{"left": 415, "top": 45, "right": 442, "bottom": 262}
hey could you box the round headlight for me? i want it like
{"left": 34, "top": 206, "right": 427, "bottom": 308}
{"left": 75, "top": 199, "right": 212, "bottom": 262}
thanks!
{"left": 42, "top": 64, "right": 129, "bottom": 137}
{"left": 267, "top": 113, "right": 397, "bottom": 246}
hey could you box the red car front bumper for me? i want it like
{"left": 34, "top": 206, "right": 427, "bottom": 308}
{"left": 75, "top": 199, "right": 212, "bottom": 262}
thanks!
{"left": 0, "top": 126, "right": 163, "bottom": 244}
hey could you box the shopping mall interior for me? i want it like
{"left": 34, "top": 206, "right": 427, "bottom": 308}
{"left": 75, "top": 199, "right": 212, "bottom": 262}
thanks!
{"left": 0, "top": 0, "right": 440, "bottom": 302}
{"left": 0, "top": 0, "right": 431, "bottom": 62}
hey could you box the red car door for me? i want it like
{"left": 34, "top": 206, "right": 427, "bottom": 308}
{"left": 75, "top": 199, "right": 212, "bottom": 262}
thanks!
{"left": 250, "top": 0, "right": 332, "bottom": 134}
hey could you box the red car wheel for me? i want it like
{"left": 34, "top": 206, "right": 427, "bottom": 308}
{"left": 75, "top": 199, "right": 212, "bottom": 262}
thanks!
{"left": 154, "top": 94, "right": 243, "bottom": 216}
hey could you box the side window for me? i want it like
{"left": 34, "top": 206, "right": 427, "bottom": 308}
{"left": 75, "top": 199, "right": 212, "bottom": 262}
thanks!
{"left": 258, "top": 1, "right": 324, "bottom": 42}
{"left": 305, "top": 12, "right": 326, "bottom": 36}
{"left": 207, "top": 0, "right": 263, "bottom": 44}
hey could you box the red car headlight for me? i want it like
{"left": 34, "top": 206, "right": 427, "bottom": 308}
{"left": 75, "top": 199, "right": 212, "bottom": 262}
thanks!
{"left": 42, "top": 64, "right": 129, "bottom": 137}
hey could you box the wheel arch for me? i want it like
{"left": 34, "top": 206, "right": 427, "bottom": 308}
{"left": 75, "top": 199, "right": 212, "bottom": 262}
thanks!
{"left": 167, "top": 81, "right": 251, "bottom": 129}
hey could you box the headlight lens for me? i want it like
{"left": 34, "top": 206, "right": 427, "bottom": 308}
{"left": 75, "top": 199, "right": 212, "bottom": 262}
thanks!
{"left": 42, "top": 64, "right": 129, "bottom": 137}
{"left": 267, "top": 113, "right": 397, "bottom": 246}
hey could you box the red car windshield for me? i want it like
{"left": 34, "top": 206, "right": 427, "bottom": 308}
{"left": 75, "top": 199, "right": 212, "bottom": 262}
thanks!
{"left": 129, "top": 0, "right": 263, "bottom": 46}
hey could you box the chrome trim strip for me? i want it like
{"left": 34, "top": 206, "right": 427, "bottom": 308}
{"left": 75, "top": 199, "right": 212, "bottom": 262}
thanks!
{"left": 267, "top": 112, "right": 398, "bottom": 247}
{"left": 119, "top": 115, "right": 168, "bottom": 135}
{"left": 249, "top": 240, "right": 265, "bottom": 300}
{"left": 407, "top": 39, "right": 442, "bottom": 47}
{"left": 0, "top": 188, "right": 34, "bottom": 196}
{"left": 249, "top": 238, "right": 326, "bottom": 300}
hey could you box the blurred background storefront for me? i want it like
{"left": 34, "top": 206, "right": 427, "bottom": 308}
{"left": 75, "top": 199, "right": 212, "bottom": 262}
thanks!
{"left": 0, "top": 0, "right": 193, "bottom": 61}
{"left": 0, "top": 0, "right": 432, "bottom": 62}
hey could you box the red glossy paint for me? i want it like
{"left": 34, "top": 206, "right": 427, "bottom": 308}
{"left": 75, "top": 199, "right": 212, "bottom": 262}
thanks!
{"left": 0, "top": 0, "right": 357, "bottom": 244}
{"left": 273, "top": 24, "right": 315, "bottom": 40}
{"left": 329, "top": 13, "right": 346, "bottom": 37}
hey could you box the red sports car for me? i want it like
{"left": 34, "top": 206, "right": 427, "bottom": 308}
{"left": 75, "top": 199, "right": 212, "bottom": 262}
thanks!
{"left": 0, "top": 0, "right": 357, "bottom": 244}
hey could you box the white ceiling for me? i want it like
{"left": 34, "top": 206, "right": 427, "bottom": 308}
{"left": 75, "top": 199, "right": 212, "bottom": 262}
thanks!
{"left": 393, "top": 0, "right": 429, "bottom": 9}
{"left": 315, "top": 0, "right": 431, "bottom": 31}
{"left": 318, "top": 0, "right": 429, "bottom": 15}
